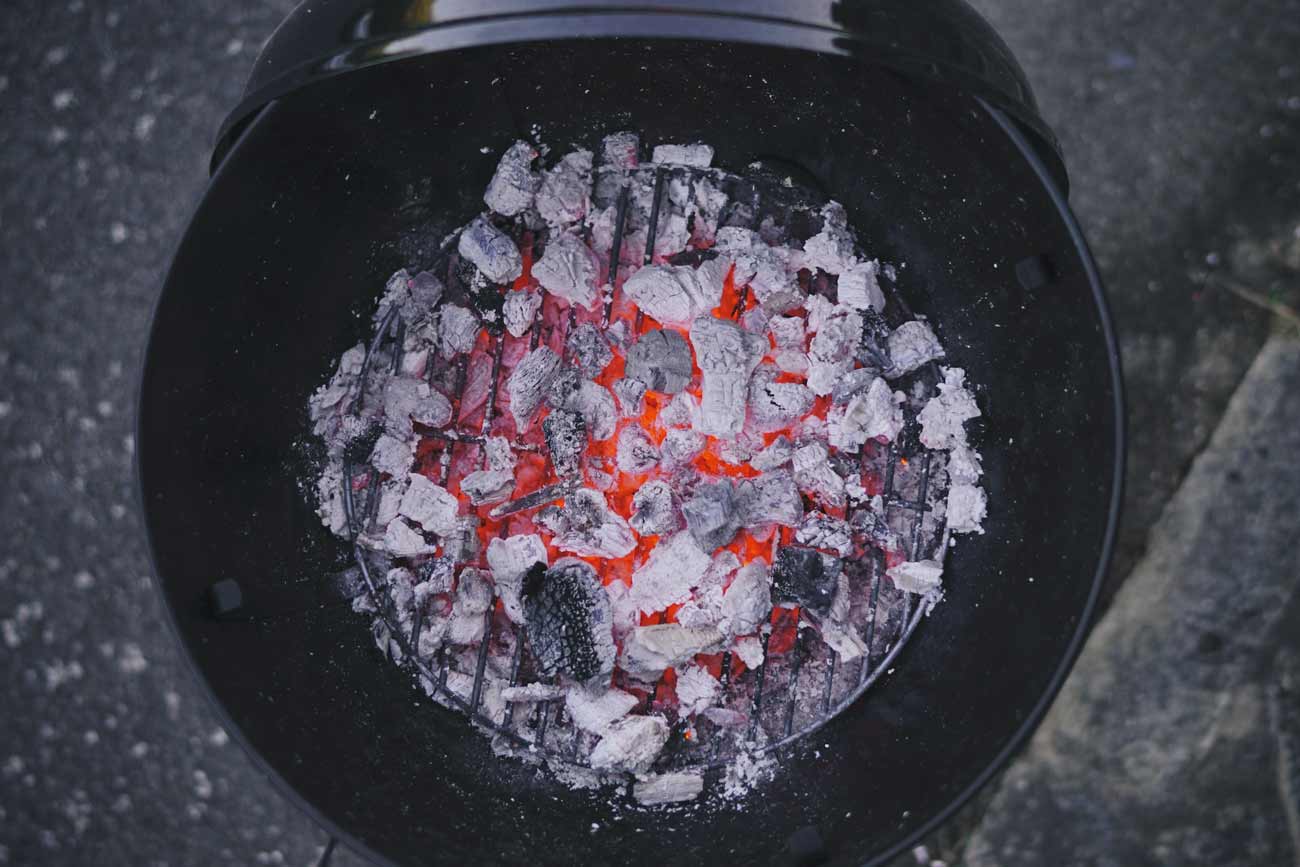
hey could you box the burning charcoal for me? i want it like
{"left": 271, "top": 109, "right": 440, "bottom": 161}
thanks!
{"left": 443, "top": 515, "right": 480, "bottom": 563}
{"left": 460, "top": 470, "right": 514, "bottom": 506}
{"left": 438, "top": 304, "right": 480, "bottom": 359}
{"left": 625, "top": 329, "right": 693, "bottom": 394}
{"left": 375, "top": 269, "right": 444, "bottom": 326}
{"left": 749, "top": 435, "right": 794, "bottom": 472}
{"left": 523, "top": 558, "right": 616, "bottom": 681}
{"left": 507, "top": 346, "right": 562, "bottom": 429}
{"left": 410, "top": 389, "right": 453, "bottom": 430}
{"left": 887, "top": 559, "right": 944, "bottom": 595}
{"left": 801, "top": 201, "right": 859, "bottom": 275}
{"left": 719, "top": 561, "right": 772, "bottom": 637}
{"left": 735, "top": 469, "right": 804, "bottom": 529}
{"left": 741, "top": 303, "right": 771, "bottom": 336}
{"left": 501, "top": 682, "right": 566, "bottom": 702}
{"left": 398, "top": 474, "right": 459, "bottom": 535}
{"left": 792, "top": 442, "right": 846, "bottom": 508}
{"left": 633, "top": 772, "right": 705, "bottom": 806}
{"left": 616, "top": 424, "right": 660, "bottom": 475}
{"left": 533, "top": 230, "right": 600, "bottom": 310}
{"left": 589, "top": 715, "right": 670, "bottom": 774}
{"left": 381, "top": 377, "right": 428, "bottom": 438}
{"left": 543, "top": 409, "right": 587, "bottom": 476}
{"left": 829, "top": 377, "right": 904, "bottom": 452}
{"left": 690, "top": 176, "right": 729, "bottom": 245}
{"left": 555, "top": 489, "right": 636, "bottom": 559}
{"left": 536, "top": 503, "right": 568, "bottom": 535}
{"left": 750, "top": 377, "right": 816, "bottom": 432}
{"left": 837, "top": 260, "right": 886, "bottom": 312}
{"left": 849, "top": 505, "right": 897, "bottom": 550}
{"left": 458, "top": 216, "right": 523, "bottom": 284}
{"left": 717, "top": 430, "right": 763, "bottom": 466}
{"left": 630, "top": 531, "right": 712, "bottom": 614}
{"left": 369, "top": 433, "right": 414, "bottom": 478}
{"left": 536, "top": 149, "right": 593, "bottom": 230}
{"left": 484, "top": 140, "right": 541, "bottom": 217}
{"left": 659, "top": 391, "right": 700, "bottom": 429}
{"left": 830, "top": 367, "right": 877, "bottom": 406}
{"left": 503, "top": 288, "right": 542, "bottom": 338}
{"left": 651, "top": 142, "right": 714, "bottom": 167}
{"left": 629, "top": 481, "right": 681, "bottom": 536}
{"left": 563, "top": 381, "right": 617, "bottom": 442}
{"left": 769, "top": 315, "right": 808, "bottom": 375}
{"left": 947, "top": 444, "right": 984, "bottom": 485}
{"left": 448, "top": 568, "right": 494, "bottom": 645}
{"left": 675, "top": 664, "right": 721, "bottom": 716}
{"left": 623, "top": 264, "right": 718, "bottom": 327}
{"left": 612, "top": 377, "right": 647, "bottom": 418}
{"left": 771, "top": 546, "right": 841, "bottom": 619}
{"left": 375, "top": 519, "right": 437, "bottom": 558}
{"left": 918, "top": 367, "right": 981, "bottom": 449}
{"left": 659, "top": 428, "right": 706, "bottom": 471}
{"left": 486, "top": 534, "right": 548, "bottom": 624}
{"left": 946, "top": 484, "right": 987, "bottom": 534}
{"left": 601, "top": 131, "right": 640, "bottom": 170}
{"left": 565, "top": 685, "right": 638, "bottom": 734}
{"left": 587, "top": 462, "right": 615, "bottom": 492}
{"left": 483, "top": 436, "right": 515, "bottom": 474}
{"left": 804, "top": 294, "right": 836, "bottom": 334}
{"left": 690, "top": 315, "right": 767, "bottom": 437}
{"left": 807, "top": 307, "right": 864, "bottom": 396}
{"left": 543, "top": 365, "right": 583, "bottom": 410}
{"left": 682, "top": 480, "right": 740, "bottom": 550}
{"left": 818, "top": 572, "right": 868, "bottom": 661}
{"left": 621, "top": 624, "right": 724, "bottom": 676}
{"left": 887, "top": 320, "right": 945, "bottom": 377}
{"left": 565, "top": 322, "right": 613, "bottom": 377}
{"left": 795, "top": 512, "right": 853, "bottom": 556}
{"left": 731, "top": 634, "right": 765, "bottom": 670}
{"left": 714, "top": 226, "right": 802, "bottom": 313}
{"left": 420, "top": 555, "right": 455, "bottom": 594}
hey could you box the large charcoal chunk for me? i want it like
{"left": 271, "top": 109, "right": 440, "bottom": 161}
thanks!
{"left": 484, "top": 140, "right": 540, "bottom": 217}
{"left": 458, "top": 216, "right": 523, "bottom": 284}
{"left": 543, "top": 409, "right": 587, "bottom": 476}
{"left": 771, "top": 546, "right": 842, "bottom": 619}
{"left": 625, "top": 329, "right": 693, "bottom": 394}
{"left": 523, "top": 559, "right": 616, "bottom": 681}
{"left": 690, "top": 315, "right": 767, "bottom": 437}
{"left": 682, "top": 479, "right": 740, "bottom": 550}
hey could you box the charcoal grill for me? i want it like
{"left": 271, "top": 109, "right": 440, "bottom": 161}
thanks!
{"left": 138, "top": 2, "right": 1124, "bottom": 865}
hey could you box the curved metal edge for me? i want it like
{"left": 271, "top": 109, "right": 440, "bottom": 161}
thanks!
{"left": 860, "top": 99, "right": 1126, "bottom": 867}
{"left": 209, "top": 9, "right": 1067, "bottom": 191}
{"left": 134, "top": 108, "right": 390, "bottom": 867}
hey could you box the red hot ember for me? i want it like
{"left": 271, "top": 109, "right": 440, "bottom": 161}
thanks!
{"left": 308, "top": 133, "right": 988, "bottom": 804}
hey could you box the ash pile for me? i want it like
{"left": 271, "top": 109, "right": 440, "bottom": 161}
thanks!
{"left": 307, "top": 132, "right": 987, "bottom": 806}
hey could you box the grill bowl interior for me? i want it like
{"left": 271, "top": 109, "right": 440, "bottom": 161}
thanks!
{"left": 139, "top": 39, "right": 1120, "bottom": 867}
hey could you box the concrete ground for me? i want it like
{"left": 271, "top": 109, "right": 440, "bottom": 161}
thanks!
{"left": 0, "top": 1, "right": 1297, "bottom": 865}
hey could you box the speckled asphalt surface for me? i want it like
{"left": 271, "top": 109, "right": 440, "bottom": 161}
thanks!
{"left": 1, "top": 1, "right": 1297, "bottom": 865}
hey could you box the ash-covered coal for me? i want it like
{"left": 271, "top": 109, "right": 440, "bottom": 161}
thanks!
{"left": 543, "top": 409, "right": 586, "bottom": 477}
{"left": 625, "top": 329, "right": 693, "bottom": 394}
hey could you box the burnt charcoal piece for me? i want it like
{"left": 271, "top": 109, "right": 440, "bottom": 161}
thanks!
{"left": 771, "top": 546, "right": 842, "bottom": 619}
{"left": 341, "top": 420, "right": 383, "bottom": 466}
{"left": 625, "top": 329, "right": 693, "bottom": 394}
{"left": 682, "top": 479, "right": 740, "bottom": 550}
{"left": 544, "top": 365, "right": 584, "bottom": 410}
{"left": 543, "top": 409, "right": 587, "bottom": 477}
{"left": 566, "top": 322, "right": 614, "bottom": 377}
{"left": 856, "top": 309, "right": 893, "bottom": 371}
{"left": 524, "top": 559, "right": 616, "bottom": 682}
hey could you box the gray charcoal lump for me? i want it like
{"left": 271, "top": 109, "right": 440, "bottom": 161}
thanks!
{"left": 682, "top": 479, "right": 740, "bottom": 550}
{"left": 543, "top": 409, "right": 587, "bottom": 477}
{"left": 771, "top": 546, "right": 842, "bottom": 619}
{"left": 625, "top": 329, "right": 694, "bottom": 394}
{"left": 566, "top": 322, "right": 614, "bottom": 377}
{"left": 523, "top": 559, "right": 616, "bottom": 681}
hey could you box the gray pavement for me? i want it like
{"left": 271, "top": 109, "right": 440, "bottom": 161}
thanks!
{"left": 1, "top": 1, "right": 1298, "bottom": 865}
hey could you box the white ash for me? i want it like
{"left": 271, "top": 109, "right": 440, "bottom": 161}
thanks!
{"left": 503, "top": 288, "right": 542, "bottom": 338}
{"left": 888, "top": 559, "right": 944, "bottom": 595}
{"left": 741, "top": 303, "right": 771, "bottom": 336}
{"left": 601, "top": 131, "right": 640, "bottom": 170}
{"left": 410, "top": 389, "right": 453, "bottom": 430}
{"left": 566, "top": 323, "right": 613, "bottom": 376}
{"left": 309, "top": 343, "right": 365, "bottom": 432}
{"left": 443, "top": 516, "right": 480, "bottom": 563}
{"left": 616, "top": 424, "right": 660, "bottom": 474}
{"left": 536, "top": 149, "right": 593, "bottom": 230}
{"left": 448, "top": 568, "right": 493, "bottom": 645}
{"left": 651, "top": 143, "right": 714, "bottom": 167}
{"left": 484, "top": 140, "right": 541, "bottom": 217}
{"left": 730, "top": 634, "right": 765, "bottom": 670}
{"left": 836, "top": 260, "right": 886, "bottom": 312}
{"left": 566, "top": 380, "right": 617, "bottom": 442}
{"left": 438, "top": 304, "right": 480, "bottom": 359}
{"left": 398, "top": 474, "right": 459, "bottom": 535}
{"left": 887, "top": 320, "right": 945, "bottom": 377}
{"left": 621, "top": 624, "right": 725, "bottom": 677}
{"left": 675, "top": 664, "right": 721, "bottom": 716}
{"left": 703, "top": 707, "right": 748, "bottom": 728}
{"left": 829, "top": 377, "right": 904, "bottom": 452}
{"left": 419, "top": 556, "right": 455, "bottom": 594}
{"left": 533, "top": 230, "right": 600, "bottom": 310}
{"left": 817, "top": 572, "right": 866, "bottom": 661}
{"left": 690, "top": 175, "right": 729, "bottom": 246}
{"left": 623, "top": 264, "right": 719, "bottom": 327}
{"left": 795, "top": 512, "right": 853, "bottom": 557}
{"left": 918, "top": 367, "right": 981, "bottom": 449}
{"left": 543, "top": 365, "right": 583, "bottom": 410}
{"left": 370, "top": 433, "right": 414, "bottom": 478}
{"left": 566, "top": 685, "right": 639, "bottom": 735}
{"left": 714, "top": 226, "right": 802, "bottom": 313}
{"left": 659, "top": 428, "right": 707, "bottom": 470}
{"left": 507, "top": 346, "right": 562, "bottom": 429}
{"left": 613, "top": 377, "right": 647, "bottom": 418}
{"left": 946, "top": 444, "right": 984, "bottom": 485}
{"left": 946, "top": 484, "right": 987, "bottom": 534}
{"left": 502, "top": 682, "right": 565, "bottom": 702}
{"left": 587, "top": 466, "right": 616, "bottom": 492}
{"left": 315, "top": 464, "right": 350, "bottom": 535}
{"left": 801, "top": 202, "right": 859, "bottom": 275}
{"left": 658, "top": 391, "right": 700, "bottom": 430}
{"left": 717, "top": 430, "right": 763, "bottom": 466}
{"left": 654, "top": 211, "right": 692, "bottom": 259}
{"left": 374, "top": 519, "right": 436, "bottom": 558}
{"left": 675, "top": 550, "right": 738, "bottom": 628}
{"left": 749, "top": 435, "right": 794, "bottom": 471}
{"left": 735, "top": 469, "right": 804, "bottom": 529}
{"left": 486, "top": 534, "right": 547, "bottom": 624}
{"left": 588, "top": 714, "right": 669, "bottom": 774}
{"left": 625, "top": 329, "right": 693, "bottom": 394}
{"left": 633, "top": 772, "right": 705, "bottom": 806}
{"left": 555, "top": 489, "right": 636, "bottom": 559}
{"left": 682, "top": 479, "right": 740, "bottom": 550}
{"left": 750, "top": 375, "right": 816, "bottom": 432}
{"left": 807, "top": 307, "right": 864, "bottom": 396}
{"left": 543, "top": 409, "right": 587, "bottom": 476}
{"left": 367, "top": 477, "right": 406, "bottom": 531}
{"left": 458, "top": 216, "right": 523, "bottom": 284}
{"left": 629, "top": 481, "right": 682, "bottom": 536}
{"left": 830, "top": 367, "right": 878, "bottom": 405}
{"left": 691, "top": 315, "right": 768, "bottom": 438}
{"left": 483, "top": 436, "right": 515, "bottom": 474}
{"left": 804, "top": 294, "right": 837, "bottom": 334}
{"left": 769, "top": 315, "right": 809, "bottom": 375}
{"left": 630, "top": 531, "right": 711, "bottom": 614}
{"left": 719, "top": 561, "right": 772, "bottom": 637}
{"left": 459, "top": 469, "right": 514, "bottom": 506}
{"left": 792, "top": 442, "right": 846, "bottom": 508}
{"left": 375, "top": 269, "right": 444, "bottom": 327}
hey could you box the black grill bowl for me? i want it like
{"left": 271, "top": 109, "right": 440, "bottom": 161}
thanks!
{"left": 138, "top": 10, "right": 1122, "bottom": 867}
